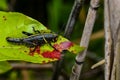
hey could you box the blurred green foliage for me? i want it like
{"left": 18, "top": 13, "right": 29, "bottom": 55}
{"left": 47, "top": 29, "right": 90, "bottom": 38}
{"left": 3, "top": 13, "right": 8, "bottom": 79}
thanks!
{"left": 0, "top": 61, "right": 12, "bottom": 74}
{"left": 0, "top": 0, "right": 8, "bottom": 11}
{"left": 47, "top": 0, "right": 74, "bottom": 34}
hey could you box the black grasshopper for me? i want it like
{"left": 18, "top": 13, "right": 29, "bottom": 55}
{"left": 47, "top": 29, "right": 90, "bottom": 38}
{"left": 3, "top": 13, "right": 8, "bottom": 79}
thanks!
{"left": 6, "top": 27, "right": 58, "bottom": 47}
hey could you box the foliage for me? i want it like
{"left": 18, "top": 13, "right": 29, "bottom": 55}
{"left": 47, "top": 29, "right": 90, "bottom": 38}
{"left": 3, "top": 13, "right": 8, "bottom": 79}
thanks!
{"left": 0, "top": 0, "right": 8, "bottom": 10}
{"left": 0, "top": 61, "right": 12, "bottom": 74}
{"left": 0, "top": 11, "right": 84, "bottom": 73}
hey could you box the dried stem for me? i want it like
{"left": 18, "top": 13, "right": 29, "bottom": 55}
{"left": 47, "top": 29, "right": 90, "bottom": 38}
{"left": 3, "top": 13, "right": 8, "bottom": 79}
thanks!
{"left": 104, "top": 0, "right": 120, "bottom": 79}
{"left": 64, "top": 0, "right": 84, "bottom": 38}
{"left": 70, "top": 0, "right": 100, "bottom": 80}
{"left": 11, "top": 63, "right": 52, "bottom": 70}
{"left": 51, "top": 55, "right": 64, "bottom": 80}
{"left": 104, "top": 0, "right": 113, "bottom": 79}
{"left": 21, "top": 69, "right": 30, "bottom": 80}
{"left": 52, "top": 0, "right": 84, "bottom": 80}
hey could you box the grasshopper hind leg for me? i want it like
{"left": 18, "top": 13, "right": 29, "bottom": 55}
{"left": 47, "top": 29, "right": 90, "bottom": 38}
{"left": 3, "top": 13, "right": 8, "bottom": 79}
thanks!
{"left": 22, "top": 26, "right": 40, "bottom": 36}
{"left": 22, "top": 27, "right": 41, "bottom": 36}
{"left": 22, "top": 31, "right": 33, "bottom": 36}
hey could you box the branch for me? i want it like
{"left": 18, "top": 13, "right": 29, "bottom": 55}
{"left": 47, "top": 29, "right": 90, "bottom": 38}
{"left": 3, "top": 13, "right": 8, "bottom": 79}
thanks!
{"left": 104, "top": 0, "right": 113, "bottom": 79}
{"left": 64, "top": 0, "right": 84, "bottom": 38}
{"left": 70, "top": 0, "right": 100, "bottom": 80}
{"left": 52, "top": 0, "right": 84, "bottom": 80}
{"left": 11, "top": 63, "right": 52, "bottom": 70}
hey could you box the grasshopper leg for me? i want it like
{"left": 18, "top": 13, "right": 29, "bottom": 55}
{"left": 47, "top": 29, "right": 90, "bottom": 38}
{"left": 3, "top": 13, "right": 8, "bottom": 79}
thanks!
{"left": 32, "top": 27, "right": 41, "bottom": 34}
{"left": 22, "top": 31, "right": 33, "bottom": 36}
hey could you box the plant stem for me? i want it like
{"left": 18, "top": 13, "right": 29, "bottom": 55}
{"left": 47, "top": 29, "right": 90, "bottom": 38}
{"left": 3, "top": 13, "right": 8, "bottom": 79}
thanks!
{"left": 11, "top": 63, "right": 52, "bottom": 70}
{"left": 104, "top": 0, "right": 112, "bottom": 79}
{"left": 70, "top": 0, "right": 100, "bottom": 80}
{"left": 52, "top": 0, "right": 84, "bottom": 80}
{"left": 64, "top": 0, "right": 84, "bottom": 38}
{"left": 51, "top": 55, "right": 64, "bottom": 80}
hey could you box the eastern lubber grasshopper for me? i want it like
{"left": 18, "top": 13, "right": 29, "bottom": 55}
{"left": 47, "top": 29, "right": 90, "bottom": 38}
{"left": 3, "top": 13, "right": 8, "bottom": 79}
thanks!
{"left": 6, "top": 27, "right": 58, "bottom": 55}
{"left": 6, "top": 33, "right": 58, "bottom": 47}
{"left": 6, "top": 27, "right": 58, "bottom": 47}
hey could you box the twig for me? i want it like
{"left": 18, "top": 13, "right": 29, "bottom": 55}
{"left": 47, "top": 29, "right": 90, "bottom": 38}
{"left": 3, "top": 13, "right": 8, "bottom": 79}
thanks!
{"left": 110, "top": 22, "right": 120, "bottom": 80}
{"left": 52, "top": 0, "right": 84, "bottom": 80}
{"left": 51, "top": 54, "right": 64, "bottom": 80}
{"left": 90, "top": 30, "right": 104, "bottom": 40}
{"left": 21, "top": 69, "right": 30, "bottom": 80}
{"left": 70, "top": 0, "right": 100, "bottom": 80}
{"left": 20, "top": 62, "right": 30, "bottom": 80}
{"left": 11, "top": 63, "right": 52, "bottom": 70}
{"left": 104, "top": 0, "right": 120, "bottom": 79}
{"left": 91, "top": 59, "right": 105, "bottom": 69}
{"left": 64, "top": 0, "right": 84, "bottom": 38}
{"left": 104, "top": 0, "right": 113, "bottom": 79}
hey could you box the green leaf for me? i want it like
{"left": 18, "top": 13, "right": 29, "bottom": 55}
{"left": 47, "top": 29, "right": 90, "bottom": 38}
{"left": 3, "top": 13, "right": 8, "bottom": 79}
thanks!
{"left": 0, "top": 11, "right": 84, "bottom": 64}
{"left": 0, "top": 0, "right": 8, "bottom": 10}
{"left": 0, "top": 61, "right": 12, "bottom": 74}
